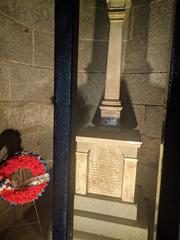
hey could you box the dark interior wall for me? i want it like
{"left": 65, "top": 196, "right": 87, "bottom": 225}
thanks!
{"left": 157, "top": 0, "right": 180, "bottom": 238}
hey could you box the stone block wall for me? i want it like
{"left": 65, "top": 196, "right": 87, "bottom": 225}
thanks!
{"left": 0, "top": 0, "right": 54, "bottom": 164}
{"left": 0, "top": 0, "right": 54, "bottom": 234}
{"left": 122, "top": 0, "right": 175, "bottom": 203}
{"left": 77, "top": 0, "right": 175, "bottom": 204}
{"left": 77, "top": 0, "right": 109, "bottom": 129}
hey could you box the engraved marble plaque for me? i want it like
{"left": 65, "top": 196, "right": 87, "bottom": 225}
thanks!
{"left": 88, "top": 146, "right": 124, "bottom": 198}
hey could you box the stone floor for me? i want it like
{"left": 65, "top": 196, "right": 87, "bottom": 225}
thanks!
{"left": 0, "top": 198, "right": 52, "bottom": 240}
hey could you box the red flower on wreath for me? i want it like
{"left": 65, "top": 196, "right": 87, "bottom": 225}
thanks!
{"left": 0, "top": 152, "right": 50, "bottom": 204}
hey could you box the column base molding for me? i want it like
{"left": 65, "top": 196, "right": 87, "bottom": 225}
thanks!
{"left": 100, "top": 100, "right": 123, "bottom": 126}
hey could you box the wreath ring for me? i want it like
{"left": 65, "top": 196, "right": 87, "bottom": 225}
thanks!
{"left": 0, "top": 152, "right": 50, "bottom": 205}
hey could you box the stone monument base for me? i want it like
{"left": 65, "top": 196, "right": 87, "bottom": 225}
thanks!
{"left": 74, "top": 127, "right": 148, "bottom": 240}
{"left": 73, "top": 186, "right": 148, "bottom": 240}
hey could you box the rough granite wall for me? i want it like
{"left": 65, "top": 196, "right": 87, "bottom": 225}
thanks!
{"left": 0, "top": 0, "right": 54, "bottom": 234}
{"left": 77, "top": 0, "right": 175, "bottom": 204}
{"left": 0, "top": 0, "right": 54, "bottom": 164}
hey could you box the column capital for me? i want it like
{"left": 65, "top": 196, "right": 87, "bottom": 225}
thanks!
{"left": 106, "top": 0, "right": 132, "bottom": 10}
{"left": 106, "top": 0, "right": 132, "bottom": 21}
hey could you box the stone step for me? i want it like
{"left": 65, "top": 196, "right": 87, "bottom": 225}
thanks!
{"left": 73, "top": 186, "right": 148, "bottom": 240}
{"left": 73, "top": 230, "right": 121, "bottom": 240}
{"left": 74, "top": 194, "right": 137, "bottom": 220}
{"left": 73, "top": 210, "right": 148, "bottom": 240}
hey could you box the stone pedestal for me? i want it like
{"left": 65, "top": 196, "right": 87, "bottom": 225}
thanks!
{"left": 75, "top": 127, "right": 141, "bottom": 203}
{"left": 74, "top": 128, "right": 147, "bottom": 240}
{"left": 74, "top": 127, "right": 148, "bottom": 240}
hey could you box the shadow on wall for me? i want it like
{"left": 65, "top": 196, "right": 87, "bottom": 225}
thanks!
{"left": 76, "top": 0, "right": 146, "bottom": 130}
{"left": 0, "top": 129, "right": 23, "bottom": 162}
{"left": 120, "top": 0, "right": 154, "bottom": 129}
{"left": 76, "top": 0, "right": 108, "bottom": 131}
{"left": 122, "top": 1, "right": 158, "bottom": 239}
{"left": 120, "top": 79, "right": 138, "bottom": 128}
